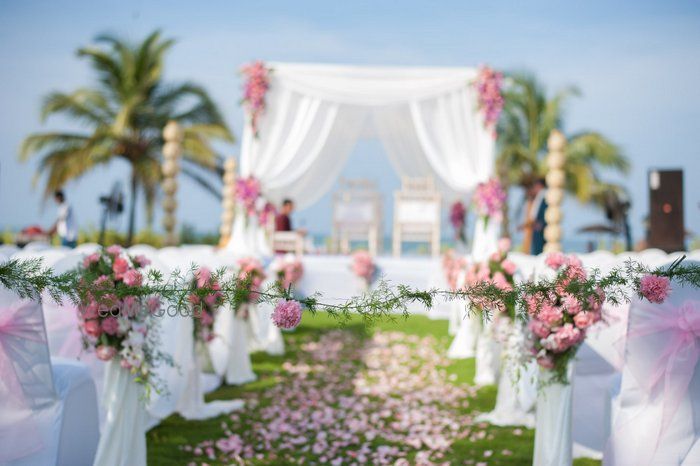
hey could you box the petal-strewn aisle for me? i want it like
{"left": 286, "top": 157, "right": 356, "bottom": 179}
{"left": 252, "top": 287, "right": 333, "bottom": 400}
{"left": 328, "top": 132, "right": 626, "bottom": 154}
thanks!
{"left": 148, "top": 314, "right": 597, "bottom": 465}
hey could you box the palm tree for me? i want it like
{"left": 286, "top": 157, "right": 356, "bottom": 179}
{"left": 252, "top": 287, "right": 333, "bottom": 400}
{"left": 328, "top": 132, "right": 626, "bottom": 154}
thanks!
{"left": 20, "top": 31, "right": 233, "bottom": 244}
{"left": 496, "top": 72, "right": 630, "bottom": 236}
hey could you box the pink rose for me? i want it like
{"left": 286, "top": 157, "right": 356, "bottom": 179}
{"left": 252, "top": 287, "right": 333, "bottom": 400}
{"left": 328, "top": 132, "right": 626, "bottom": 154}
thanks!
{"left": 501, "top": 259, "right": 517, "bottom": 276}
{"left": 84, "top": 320, "right": 102, "bottom": 337}
{"left": 123, "top": 269, "right": 143, "bottom": 287}
{"left": 545, "top": 252, "right": 566, "bottom": 270}
{"left": 271, "top": 299, "right": 303, "bottom": 329}
{"left": 83, "top": 253, "right": 100, "bottom": 268}
{"left": 95, "top": 345, "right": 117, "bottom": 361}
{"left": 112, "top": 257, "right": 129, "bottom": 279}
{"left": 640, "top": 274, "right": 671, "bottom": 304}
{"left": 101, "top": 316, "right": 119, "bottom": 335}
{"left": 106, "top": 245, "right": 122, "bottom": 256}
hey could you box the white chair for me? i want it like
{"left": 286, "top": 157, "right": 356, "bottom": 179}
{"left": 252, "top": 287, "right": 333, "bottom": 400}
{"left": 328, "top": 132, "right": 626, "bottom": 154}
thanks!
{"left": 392, "top": 176, "right": 441, "bottom": 257}
{"left": 332, "top": 178, "right": 383, "bottom": 256}
{"left": 271, "top": 231, "right": 305, "bottom": 256}
{"left": 604, "top": 262, "right": 700, "bottom": 465}
{"left": 0, "top": 286, "right": 99, "bottom": 466}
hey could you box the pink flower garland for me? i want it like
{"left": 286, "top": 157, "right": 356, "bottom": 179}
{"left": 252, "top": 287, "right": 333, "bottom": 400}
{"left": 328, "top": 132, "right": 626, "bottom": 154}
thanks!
{"left": 240, "top": 60, "right": 270, "bottom": 137}
{"left": 473, "top": 65, "right": 504, "bottom": 137}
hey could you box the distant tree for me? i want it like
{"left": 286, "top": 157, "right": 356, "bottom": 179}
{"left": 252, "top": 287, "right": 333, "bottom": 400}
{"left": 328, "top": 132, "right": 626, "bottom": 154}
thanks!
{"left": 20, "top": 30, "right": 233, "bottom": 244}
{"left": 497, "top": 72, "right": 630, "bottom": 235}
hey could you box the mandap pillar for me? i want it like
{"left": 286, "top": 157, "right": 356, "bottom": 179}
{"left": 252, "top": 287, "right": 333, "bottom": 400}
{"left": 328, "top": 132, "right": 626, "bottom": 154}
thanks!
{"left": 219, "top": 157, "right": 237, "bottom": 247}
{"left": 162, "top": 120, "right": 183, "bottom": 247}
{"left": 543, "top": 129, "right": 567, "bottom": 253}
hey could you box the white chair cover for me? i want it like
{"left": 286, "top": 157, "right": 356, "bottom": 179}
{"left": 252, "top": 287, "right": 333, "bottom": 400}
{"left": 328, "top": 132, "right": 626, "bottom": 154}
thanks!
{"left": 209, "top": 302, "right": 257, "bottom": 386}
{"left": 0, "top": 287, "right": 99, "bottom": 466}
{"left": 604, "top": 274, "right": 700, "bottom": 465}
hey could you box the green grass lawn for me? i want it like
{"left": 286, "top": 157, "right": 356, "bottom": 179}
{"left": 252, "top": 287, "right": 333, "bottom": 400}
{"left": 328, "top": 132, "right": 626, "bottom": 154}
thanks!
{"left": 147, "top": 313, "right": 601, "bottom": 465}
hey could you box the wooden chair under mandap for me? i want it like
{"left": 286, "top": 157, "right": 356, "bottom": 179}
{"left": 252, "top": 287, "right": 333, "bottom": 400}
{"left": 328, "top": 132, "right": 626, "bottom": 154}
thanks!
{"left": 271, "top": 230, "right": 305, "bottom": 256}
{"left": 331, "top": 178, "right": 383, "bottom": 256}
{"left": 392, "top": 176, "right": 442, "bottom": 257}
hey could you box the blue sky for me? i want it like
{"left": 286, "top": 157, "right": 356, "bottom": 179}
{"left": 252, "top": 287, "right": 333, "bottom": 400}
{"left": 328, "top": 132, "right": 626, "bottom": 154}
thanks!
{"left": 1, "top": 0, "right": 699, "bottom": 247}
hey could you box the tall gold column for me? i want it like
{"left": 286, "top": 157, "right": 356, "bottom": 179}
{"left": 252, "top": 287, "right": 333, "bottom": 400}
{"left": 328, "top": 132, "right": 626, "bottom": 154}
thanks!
{"left": 162, "top": 121, "right": 183, "bottom": 247}
{"left": 219, "top": 157, "right": 237, "bottom": 247}
{"left": 543, "top": 130, "right": 567, "bottom": 253}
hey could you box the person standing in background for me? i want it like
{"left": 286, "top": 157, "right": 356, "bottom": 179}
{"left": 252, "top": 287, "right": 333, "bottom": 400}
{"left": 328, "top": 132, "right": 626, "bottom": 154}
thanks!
{"left": 49, "top": 190, "right": 78, "bottom": 248}
{"left": 529, "top": 178, "right": 548, "bottom": 255}
{"left": 275, "top": 198, "right": 295, "bottom": 232}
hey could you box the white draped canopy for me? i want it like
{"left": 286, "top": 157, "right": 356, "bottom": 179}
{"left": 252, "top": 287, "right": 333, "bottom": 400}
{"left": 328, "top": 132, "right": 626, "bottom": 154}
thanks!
{"left": 240, "top": 62, "right": 496, "bottom": 208}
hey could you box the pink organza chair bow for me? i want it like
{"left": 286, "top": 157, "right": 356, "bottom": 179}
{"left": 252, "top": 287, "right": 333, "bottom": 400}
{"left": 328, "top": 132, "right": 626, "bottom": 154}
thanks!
{"left": 0, "top": 285, "right": 100, "bottom": 465}
{"left": 0, "top": 289, "right": 55, "bottom": 463}
{"left": 604, "top": 276, "right": 700, "bottom": 465}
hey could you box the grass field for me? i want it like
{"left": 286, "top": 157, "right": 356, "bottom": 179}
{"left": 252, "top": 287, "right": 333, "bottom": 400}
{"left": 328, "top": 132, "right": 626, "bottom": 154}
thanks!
{"left": 147, "top": 313, "right": 600, "bottom": 465}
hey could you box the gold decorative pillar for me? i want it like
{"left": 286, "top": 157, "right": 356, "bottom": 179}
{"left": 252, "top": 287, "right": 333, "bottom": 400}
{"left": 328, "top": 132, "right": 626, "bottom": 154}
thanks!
{"left": 543, "top": 130, "right": 567, "bottom": 253}
{"left": 162, "top": 120, "right": 183, "bottom": 247}
{"left": 219, "top": 157, "right": 237, "bottom": 247}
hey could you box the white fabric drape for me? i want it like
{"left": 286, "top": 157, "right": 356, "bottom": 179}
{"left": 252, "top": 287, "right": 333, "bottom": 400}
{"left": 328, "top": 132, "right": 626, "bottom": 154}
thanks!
{"left": 228, "top": 62, "right": 496, "bottom": 256}
{"left": 238, "top": 62, "right": 494, "bottom": 210}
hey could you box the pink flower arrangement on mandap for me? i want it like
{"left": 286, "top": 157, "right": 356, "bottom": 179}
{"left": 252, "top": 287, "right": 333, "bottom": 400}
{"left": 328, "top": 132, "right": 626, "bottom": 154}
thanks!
{"left": 525, "top": 252, "right": 604, "bottom": 383}
{"left": 351, "top": 250, "right": 377, "bottom": 286}
{"left": 188, "top": 267, "right": 224, "bottom": 343}
{"left": 270, "top": 254, "right": 304, "bottom": 292}
{"left": 472, "top": 178, "right": 507, "bottom": 225}
{"left": 271, "top": 299, "right": 303, "bottom": 329}
{"left": 473, "top": 65, "right": 504, "bottom": 137}
{"left": 449, "top": 201, "right": 467, "bottom": 243}
{"left": 240, "top": 60, "right": 270, "bottom": 137}
{"left": 76, "top": 247, "right": 166, "bottom": 386}
{"left": 234, "top": 175, "right": 276, "bottom": 224}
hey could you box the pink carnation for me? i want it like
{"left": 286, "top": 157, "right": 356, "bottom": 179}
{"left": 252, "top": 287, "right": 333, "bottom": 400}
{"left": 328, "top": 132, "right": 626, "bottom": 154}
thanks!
{"left": 573, "top": 311, "right": 600, "bottom": 329}
{"left": 123, "top": 269, "right": 143, "bottom": 287}
{"left": 537, "top": 303, "right": 563, "bottom": 326}
{"left": 101, "top": 316, "right": 120, "bottom": 335}
{"left": 146, "top": 296, "right": 161, "bottom": 314}
{"left": 640, "top": 274, "right": 671, "bottom": 304}
{"left": 545, "top": 252, "right": 566, "bottom": 270}
{"left": 498, "top": 237, "right": 511, "bottom": 253}
{"left": 134, "top": 255, "right": 151, "bottom": 268}
{"left": 528, "top": 319, "right": 551, "bottom": 338}
{"left": 562, "top": 294, "right": 582, "bottom": 315}
{"left": 95, "top": 345, "right": 117, "bottom": 361}
{"left": 552, "top": 323, "right": 583, "bottom": 351}
{"left": 501, "top": 259, "right": 517, "bottom": 276}
{"left": 94, "top": 275, "right": 112, "bottom": 289}
{"left": 105, "top": 245, "right": 122, "bottom": 256}
{"left": 271, "top": 299, "right": 303, "bottom": 329}
{"left": 83, "top": 253, "right": 100, "bottom": 268}
{"left": 536, "top": 354, "right": 555, "bottom": 369}
{"left": 196, "top": 267, "right": 212, "bottom": 288}
{"left": 84, "top": 320, "right": 102, "bottom": 338}
{"left": 112, "top": 257, "right": 129, "bottom": 278}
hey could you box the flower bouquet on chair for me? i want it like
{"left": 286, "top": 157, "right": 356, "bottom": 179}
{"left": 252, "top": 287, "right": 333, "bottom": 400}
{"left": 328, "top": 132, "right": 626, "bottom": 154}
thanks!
{"left": 181, "top": 267, "right": 244, "bottom": 419}
{"left": 469, "top": 238, "right": 516, "bottom": 386}
{"left": 526, "top": 252, "right": 604, "bottom": 466}
{"left": 351, "top": 250, "right": 377, "bottom": 291}
{"left": 76, "top": 246, "right": 169, "bottom": 466}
